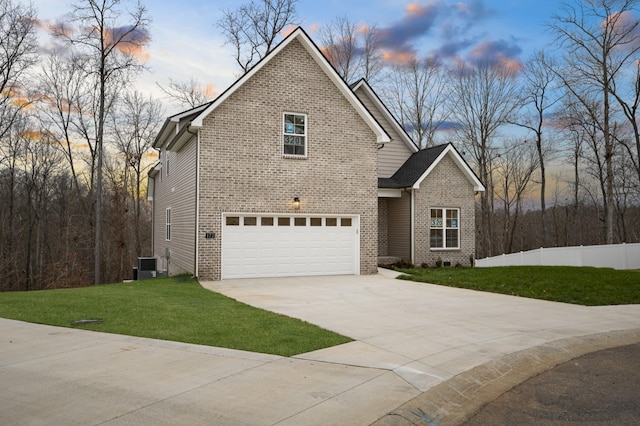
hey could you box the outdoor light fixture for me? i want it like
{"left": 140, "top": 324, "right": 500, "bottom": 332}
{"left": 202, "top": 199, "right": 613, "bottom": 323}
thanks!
{"left": 293, "top": 197, "right": 300, "bottom": 210}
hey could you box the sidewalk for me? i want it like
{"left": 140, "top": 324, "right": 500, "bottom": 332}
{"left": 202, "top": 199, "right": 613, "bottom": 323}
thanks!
{"left": 2, "top": 271, "right": 640, "bottom": 425}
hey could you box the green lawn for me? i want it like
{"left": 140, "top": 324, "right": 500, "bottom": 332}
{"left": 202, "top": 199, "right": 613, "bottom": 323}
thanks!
{"left": 0, "top": 275, "right": 351, "bottom": 356}
{"left": 398, "top": 266, "right": 640, "bottom": 306}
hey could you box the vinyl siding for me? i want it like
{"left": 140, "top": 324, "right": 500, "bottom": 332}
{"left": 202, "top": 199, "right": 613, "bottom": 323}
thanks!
{"left": 353, "top": 86, "right": 414, "bottom": 178}
{"left": 387, "top": 191, "right": 411, "bottom": 260}
{"left": 153, "top": 135, "right": 198, "bottom": 275}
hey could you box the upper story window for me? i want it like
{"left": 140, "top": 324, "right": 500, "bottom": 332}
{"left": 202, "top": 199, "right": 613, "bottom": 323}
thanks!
{"left": 283, "top": 113, "right": 307, "bottom": 157}
{"left": 430, "top": 208, "right": 459, "bottom": 249}
{"left": 165, "top": 150, "right": 170, "bottom": 176}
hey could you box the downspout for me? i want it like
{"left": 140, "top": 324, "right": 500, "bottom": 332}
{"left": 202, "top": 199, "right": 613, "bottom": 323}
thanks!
{"left": 410, "top": 188, "right": 415, "bottom": 264}
{"left": 150, "top": 173, "right": 155, "bottom": 258}
{"left": 190, "top": 127, "right": 201, "bottom": 278}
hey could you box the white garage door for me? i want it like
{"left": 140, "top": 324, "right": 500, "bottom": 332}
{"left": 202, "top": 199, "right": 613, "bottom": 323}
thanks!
{"left": 222, "top": 214, "right": 359, "bottom": 279}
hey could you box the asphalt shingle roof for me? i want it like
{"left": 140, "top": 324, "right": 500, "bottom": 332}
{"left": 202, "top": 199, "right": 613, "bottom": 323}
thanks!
{"left": 379, "top": 143, "right": 449, "bottom": 188}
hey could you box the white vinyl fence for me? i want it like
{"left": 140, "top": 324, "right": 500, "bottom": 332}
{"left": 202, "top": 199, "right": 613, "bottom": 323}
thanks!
{"left": 475, "top": 243, "right": 640, "bottom": 270}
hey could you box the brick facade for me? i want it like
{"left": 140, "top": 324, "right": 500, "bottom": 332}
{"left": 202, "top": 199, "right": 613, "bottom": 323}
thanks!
{"left": 413, "top": 154, "right": 477, "bottom": 266}
{"left": 195, "top": 39, "right": 379, "bottom": 280}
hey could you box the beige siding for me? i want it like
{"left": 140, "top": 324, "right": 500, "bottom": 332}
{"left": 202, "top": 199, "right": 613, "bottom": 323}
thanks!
{"left": 153, "top": 136, "right": 198, "bottom": 275}
{"left": 387, "top": 191, "right": 411, "bottom": 260}
{"left": 353, "top": 87, "right": 414, "bottom": 178}
{"left": 413, "top": 153, "right": 476, "bottom": 267}
{"left": 196, "top": 39, "right": 379, "bottom": 280}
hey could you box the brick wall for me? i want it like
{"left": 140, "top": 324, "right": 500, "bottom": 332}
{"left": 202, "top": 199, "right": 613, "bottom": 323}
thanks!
{"left": 378, "top": 198, "right": 388, "bottom": 256}
{"left": 413, "top": 154, "right": 476, "bottom": 267}
{"left": 196, "top": 39, "right": 379, "bottom": 280}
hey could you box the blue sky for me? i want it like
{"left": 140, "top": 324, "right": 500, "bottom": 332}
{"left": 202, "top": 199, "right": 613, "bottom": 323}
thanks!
{"left": 32, "top": 0, "right": 563, "bottom": 114}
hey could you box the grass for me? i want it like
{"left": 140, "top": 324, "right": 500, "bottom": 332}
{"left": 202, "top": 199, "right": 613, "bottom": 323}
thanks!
{"left": 0, "top": 275, "right": 351, "bottom": 356}
{"left": 397, "top": 265, "right": 640, "bottom": 306}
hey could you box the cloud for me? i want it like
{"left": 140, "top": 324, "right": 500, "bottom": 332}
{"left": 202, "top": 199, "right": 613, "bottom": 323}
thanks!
{"left": 372, "top": 0, "right": 498, "bottom": 65}
{"left": 34, "top": 17, "right": 75, "bottom": 38}
{"left": 377, "top": 2, "right": 442, "bottom": 49}
{"left": 604, "top": 10, "right": 640, "bottom": 52}
{"left": 467, "top": 39, "right": 523, "bottom": 72}
{"left": 434, "top": 120, "right": 464, "bottom": 132}
{"left": 431, "top": 38, "right": 475, "bottom": 60}
{"left": 104, "top": 25, "right": 152, "bottom": 61}
{"left": 280, "top": 24, "right": 297, "bottom": 38}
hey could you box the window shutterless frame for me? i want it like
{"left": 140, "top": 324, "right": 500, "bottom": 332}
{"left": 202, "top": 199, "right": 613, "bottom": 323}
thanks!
{"left": 165, "top": 207, "right": 171, "bottom": 241}
{"left": 430, "top": 207, "right": 459, "bottom": 249}
{"left": 283, "top": 112, "right": 307, "bottom": 157}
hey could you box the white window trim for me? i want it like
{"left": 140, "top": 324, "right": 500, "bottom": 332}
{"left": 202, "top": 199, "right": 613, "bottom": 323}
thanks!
{"left": 165, "top": 207, "right": 171, "bottom": 241}
{"left": 430, "top": 207, "right": 460, "bottom": 250}
{"left": 165, "top": 150, "right": 170, "bottom": 176}
{"left": 282, "top": 112, "right": 308, "bottom": 158}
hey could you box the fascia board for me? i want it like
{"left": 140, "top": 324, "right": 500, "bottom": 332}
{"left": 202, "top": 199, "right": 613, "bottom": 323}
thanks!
{"left": 378, "top": 188, "right": 403, "bottom": 198}
{"left": 412, "top": 144, "right": 486, "bottom": 191}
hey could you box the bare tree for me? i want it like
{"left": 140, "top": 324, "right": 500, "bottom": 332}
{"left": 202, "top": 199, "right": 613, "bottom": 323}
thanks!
{"left": 37, "top": 53, "right": 89, "bottom": 196}
{"left": 550, "top": 0, "right": 640, "bottom": 244}
{"left": 0, "top": 0, "right": 38, "bottom": 141}
{"left": 157, "top": 76, "right": 215, "bottom": 109}
{"left": 218, "top": 0, "right": 298, "bottom": 74}
{"left": 112, "top": 89, "right": 163, "bottom": 255}
{"left": 385, "top": 57, "right": 450, "bottom": 149}
{"left": 52, "top": 0, "right": 151, "bottom": 284}
{"left": 511, "top": 50, "right": 561, "bottom": 247}
{"left": 610, "top": 50, "right": 640, "bottom": 194}
{"left": 450, "top": 60, "right": 520, "bottom": 257}
{"left": 494, "top": 141, "right": 540, "bottom": 253}
{"left": 319, "top": 16, "right": 383, "bottom": 85}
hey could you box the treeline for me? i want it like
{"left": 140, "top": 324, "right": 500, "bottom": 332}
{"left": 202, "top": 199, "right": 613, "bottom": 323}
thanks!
{"left": 0, "top": 0, "right": 158, "bottom": 290}
{"left": 481, "top": 202, "right": 640, "bottom": 259}
{"left": 3, "top": 0, "right": 640, "bottom": 290}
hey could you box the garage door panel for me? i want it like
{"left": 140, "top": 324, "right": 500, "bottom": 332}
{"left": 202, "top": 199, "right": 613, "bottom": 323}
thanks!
{"left": 222, "top": 214, "right": 358, "bottom": 279}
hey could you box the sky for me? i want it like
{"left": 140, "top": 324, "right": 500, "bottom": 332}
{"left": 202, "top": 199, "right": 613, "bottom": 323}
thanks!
{"left": 30, "top": 0, "right": 564, "bottom": 116}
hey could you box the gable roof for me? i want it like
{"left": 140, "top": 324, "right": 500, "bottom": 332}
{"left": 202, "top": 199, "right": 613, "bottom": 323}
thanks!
{"left": 155, "top": 27, "right": 390, "bottom": 151}
{"left": 351, "top": 79, "right": 418, "bottom": 153}
{"left": 379, "top": 143, "right": 485, "bottom": 192}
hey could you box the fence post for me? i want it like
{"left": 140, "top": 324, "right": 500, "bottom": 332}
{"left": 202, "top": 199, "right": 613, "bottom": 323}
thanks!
{"left": 540, "top": 247, "right": 544, "bottom": 266}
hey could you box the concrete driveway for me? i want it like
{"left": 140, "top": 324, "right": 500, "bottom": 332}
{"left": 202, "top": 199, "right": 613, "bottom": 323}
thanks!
{"left": 2, "top": 270, "right": 640, "bottom": 425}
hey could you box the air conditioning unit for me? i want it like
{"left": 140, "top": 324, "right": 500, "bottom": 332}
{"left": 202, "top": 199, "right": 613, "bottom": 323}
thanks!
{"left": 137, "top": 257, "right": 157, "bottom": 280}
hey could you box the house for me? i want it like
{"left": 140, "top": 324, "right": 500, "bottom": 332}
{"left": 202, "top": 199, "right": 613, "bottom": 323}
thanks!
{"left": 148, "top": 27, "right": 484, "bottom": 281}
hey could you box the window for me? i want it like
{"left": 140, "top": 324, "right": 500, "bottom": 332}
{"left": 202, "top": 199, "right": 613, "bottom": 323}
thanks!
{"left": 165, "top": 150, "right": 170, "bottom": 176}
{"left": 165, "top": 208, "right": 171, "bottom": 241}
{"left": 430, "top": 208, "right": 459, "bottom": 249}
{"left": 278, "top": 217, "right": 290, "bottom": 226}
{"left": 226, "top": 216, "right": 240, "bottom": 226}
{"left": 283, "top": 113, "right": 307, "bottom": 156}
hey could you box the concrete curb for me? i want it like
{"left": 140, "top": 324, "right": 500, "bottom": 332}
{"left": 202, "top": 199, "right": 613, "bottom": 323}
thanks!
{"left": 371, "top": 328, "right": 640, "bottom": 426}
